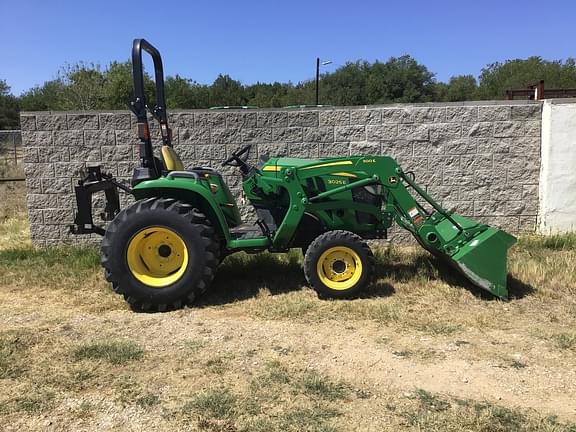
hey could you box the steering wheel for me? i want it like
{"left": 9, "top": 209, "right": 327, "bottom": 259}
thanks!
{"left": 222, "top": 144, "right": 253, "bottom": 175}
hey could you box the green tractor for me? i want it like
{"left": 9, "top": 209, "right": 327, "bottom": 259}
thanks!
{"left": 71, "top": 39, "right": 516, "bottom": 312}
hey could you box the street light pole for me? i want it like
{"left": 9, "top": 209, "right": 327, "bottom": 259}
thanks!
{"left": 315, "top": 57, "right": 320, "bottom": 106}
{"left": 315, "top": 58, "right": 332, "bottom": 106}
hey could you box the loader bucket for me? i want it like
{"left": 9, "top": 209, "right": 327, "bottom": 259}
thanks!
{"left": 448, "top": 227, "right": 517, "bottom": 299}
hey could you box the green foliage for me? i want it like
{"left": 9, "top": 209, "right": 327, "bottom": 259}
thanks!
{"left": 209, "top": 74, "right": 246, "bottom": 106}
{"left": 9, "top": 54, "right": 576, "bottom": 116}
{"left": 441, "top": 75, "right": 478, "bottom": 102}
{"left": 0, "top": 80, "right": 20, "bottom": 129}
{"left": 19, "top": 79, "right": 67, "bottom": 111}
{"left": 477, "top": 57, "right": 576, "bottom": 99}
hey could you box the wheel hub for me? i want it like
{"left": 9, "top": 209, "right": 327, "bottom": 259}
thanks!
{"left": 316, "top": 246, "right": 363, "bottom": 290}
{"left": 158, "top": 244, "right": 172, "bottom": 258}
{"left": 126, "top": 226, "right": 188, "bottom": 288}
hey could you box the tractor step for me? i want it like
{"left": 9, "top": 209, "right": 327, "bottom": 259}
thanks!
{"left": 230, "top": 224, "right": 268, "bottom": 240}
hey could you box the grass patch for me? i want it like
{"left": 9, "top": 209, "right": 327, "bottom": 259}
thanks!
{"left": 299, "top": 371, "right": 350, "bottom": 401}
{"left": 278, "top": 406, "right": 340, "bottom": 432}
{"left": 518, "top": 233, "right": 576, "bottom": 251}
{"left": 401, "top": 390, "right": 574, "bottom": 431}
{"left": 183, "top": 387, "right": 237, "bottom": 422}
{"left": 411, "top": 321, "right": 463, "bottom": 336}
{"left": 392, "top": 348, "right": 444, "bottom": 362}
{"left": 552, "top": 333, "right": 576, "bottom": 351}
{"left": 184, "top": 339, "right": 207, "bottom": 351}
{"left": 204, "top": 354, "right": 234, "bottom": 375}
{"left": 0, "top": 330, "right": 37, "bottom": 378}
{"left": 72, "top": 340, "right": 144, "bottom": 365}
{"left": 13, "top": 390, "right": 55, "bottom": 414}
{"left": 0, "top": 246, "right": 99, "bottom": 271}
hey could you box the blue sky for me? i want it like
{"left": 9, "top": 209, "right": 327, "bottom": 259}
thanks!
{"left": 2, "top": 0, "right": 575, "bottom": 95}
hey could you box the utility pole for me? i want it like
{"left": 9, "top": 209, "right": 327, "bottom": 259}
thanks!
{"left": 315, "top": 58, "right": 332, "bottom": 106}
{"left": 315, "top": 57, "right": 320, "bottom": 106}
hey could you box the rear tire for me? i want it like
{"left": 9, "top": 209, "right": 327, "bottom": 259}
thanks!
{"left": 101, "top": 198, "right": 219, "bottom": 312}
{"left": 304, "top": 230, "right": 374, "bottom": 299}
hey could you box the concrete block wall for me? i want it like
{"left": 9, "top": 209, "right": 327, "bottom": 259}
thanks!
{"left": 20, "top": 101, "right": 542, "bottom": 247}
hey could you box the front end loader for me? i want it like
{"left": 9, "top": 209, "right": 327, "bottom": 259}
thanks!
{"left": 71, "top": 39, "right": 516, "bottom": 311}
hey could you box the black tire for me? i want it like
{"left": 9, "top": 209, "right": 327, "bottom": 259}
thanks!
{"left": 101, "top": 197, "right": 219, "bottom": 312}
{"left": 304, "top": 230, "right": 374, "bottom": 299}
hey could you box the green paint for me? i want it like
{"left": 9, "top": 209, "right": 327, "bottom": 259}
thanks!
{"left": 134, "top": 154, "right": 516, "bottom": 298}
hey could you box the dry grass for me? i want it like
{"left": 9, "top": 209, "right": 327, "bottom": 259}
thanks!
{"left": 1, "top": 199, "right": 576, "bottom": 430}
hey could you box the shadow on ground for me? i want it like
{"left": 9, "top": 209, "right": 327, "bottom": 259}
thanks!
{"left": 196, "top": 250, "right": 533, "bottom": 307}
{"left": 374, "top": 252, "right": 535, "bottom": 300}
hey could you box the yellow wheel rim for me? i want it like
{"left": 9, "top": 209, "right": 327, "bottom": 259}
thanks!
{"left": 126, "top": 226, "right": 189, "bottom": 288}
{"left": 316, "top": 246, "right": 363, "bottom": 291}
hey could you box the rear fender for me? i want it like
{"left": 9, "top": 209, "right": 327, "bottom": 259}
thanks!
{"left": 133, "top": 179, "right": 232, "bottom": 243}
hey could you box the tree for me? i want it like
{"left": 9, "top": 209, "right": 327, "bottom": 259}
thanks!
{"left": 19, "top": 79, "right": 67, "bottom": 111}
{"left": 209, "top": 74, "right": 246, "bottom": 106}
{"left": 59, "top": 63, "right": 107, "bottom": 110}
{"left": 0, "top": 80, "right": 20, "bottom": 129}
{"left": 321, "top": 56, "right": 436, "bottom": 105}
{"left": 443, "top": 75, "right": 478, "bottom": 101}
{"left": 103, "top": 61, "right": 135, "bottom": 109}
{"left": 321, "top": 61, "right": 369, "bottom": 106}
{"left": 165, "top": 75, "right": 210, "bottom": 109}
{"left": 477, "top": 57, "right": 576, "bottom": 99}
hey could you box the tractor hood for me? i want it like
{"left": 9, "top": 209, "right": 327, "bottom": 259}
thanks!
{"left": 261, "top": 157, "right": 322, "bottom": 173}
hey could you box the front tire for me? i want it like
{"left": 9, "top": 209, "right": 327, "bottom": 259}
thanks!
{"left": 101, "top": 198, "right": 219, "bottom": 312}
{"left": 304, "top": 230, "right": 374, "bottom": 299}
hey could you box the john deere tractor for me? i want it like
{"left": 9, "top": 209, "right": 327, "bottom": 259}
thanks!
{"left": 71, "top": 39, "right": 516, "bottom": 312}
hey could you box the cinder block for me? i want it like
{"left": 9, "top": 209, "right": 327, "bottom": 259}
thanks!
{"left": 367, "top": 124, "right": 397, "bottom": 140}
{"left": 99, "top": 113, "right": 131, "bottom": 130}
{"left": 287, "top": 111, "right": 318, "bottom": 127}
{"left": 37, "top": 114, "right": 67, "bottom": 130}
{"left": 67, "top": 114, "right": 99, "bottom": 129}
{"left": 242, "top": 128, "right": 273, "bottom": 143}
{"left": 20, "top": 115, "right": 37, "bottom": 131}
{"left": 319, "top": 110, "right": 350, "bottom": 126}
{"left": 272, "top": 127, "right": 303, "bottom": 143}
{"left": 195, "top": 112, "right": 226, "bottom": 128}
{"left": 180, "top": 128, "right": 210, "bottom": 145}
{"left": 226, "top": 112, "right": 257, "bottom": 128}
{"left": 350, "top": 109, "right": 381, "bottom": 125}
{"left": 334, "top": 125, "right": 365, "bottom": 141}
{"left": 257, "top": 111, "right": 288, "bottom": 128}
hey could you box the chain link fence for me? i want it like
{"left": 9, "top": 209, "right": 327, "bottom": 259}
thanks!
{"left": 0, "top": 130, "right": 23, "bottom": 181}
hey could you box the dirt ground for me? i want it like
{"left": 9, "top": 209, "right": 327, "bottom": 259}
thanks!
{"left": 1, "top": 224, "right": 576, "bottom": 430}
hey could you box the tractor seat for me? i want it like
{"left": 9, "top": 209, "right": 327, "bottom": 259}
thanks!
{"left": 161, "top": 145, "right": 185, "bottom": 171}
{"left": 161, "top": 145, "right": 221, "bottom": 177}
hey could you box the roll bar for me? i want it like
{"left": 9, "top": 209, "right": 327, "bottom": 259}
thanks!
{"left": 129, "top": 38, "right": 172, "bottom": 178}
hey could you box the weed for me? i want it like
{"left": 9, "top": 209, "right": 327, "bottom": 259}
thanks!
{"left": 279, "top": 405, "right": 340, "bottom": 432}
{"left": 185, "top": 339, "right": 207, "bottom": 353}
{"left": 299, "top": 371, "right": 350, "bottom": 401}
{"left": 519, "top": 233, "right": 576, "bottom": 251}
{"left": 400, "top": 391, "right": 573, "bottom": 432}
{"left": 411, "top": 320, "right": 462, "bottom": 335}
{"left": 184, "top": 388, "right": 237, "bottom": 420}
{"left": 204, "top": 354, "right": 234, "bottom": 375}
{"left": 0, "top": 331, "right": 36, "bottom": 378}
{"left": 137, "top": 393, "right": 160, "bottom": 408}
{"left": 552, "top": 333, "right": 576, "bottom": 351}
{"left": 12, "top": 389, "right": 55, "bottom": 414}
{"left": 413, "top": 388, "right": 451, "bottom": 412}
{"left": 72, "top": 340, "right": 144, "bottom": 365}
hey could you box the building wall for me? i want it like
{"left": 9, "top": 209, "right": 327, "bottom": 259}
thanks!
{"left": 20, "top": 101, "right": 542, "bottom": 247}
{"left": 539, "top": 99, "right": 576, "bottom": 233}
